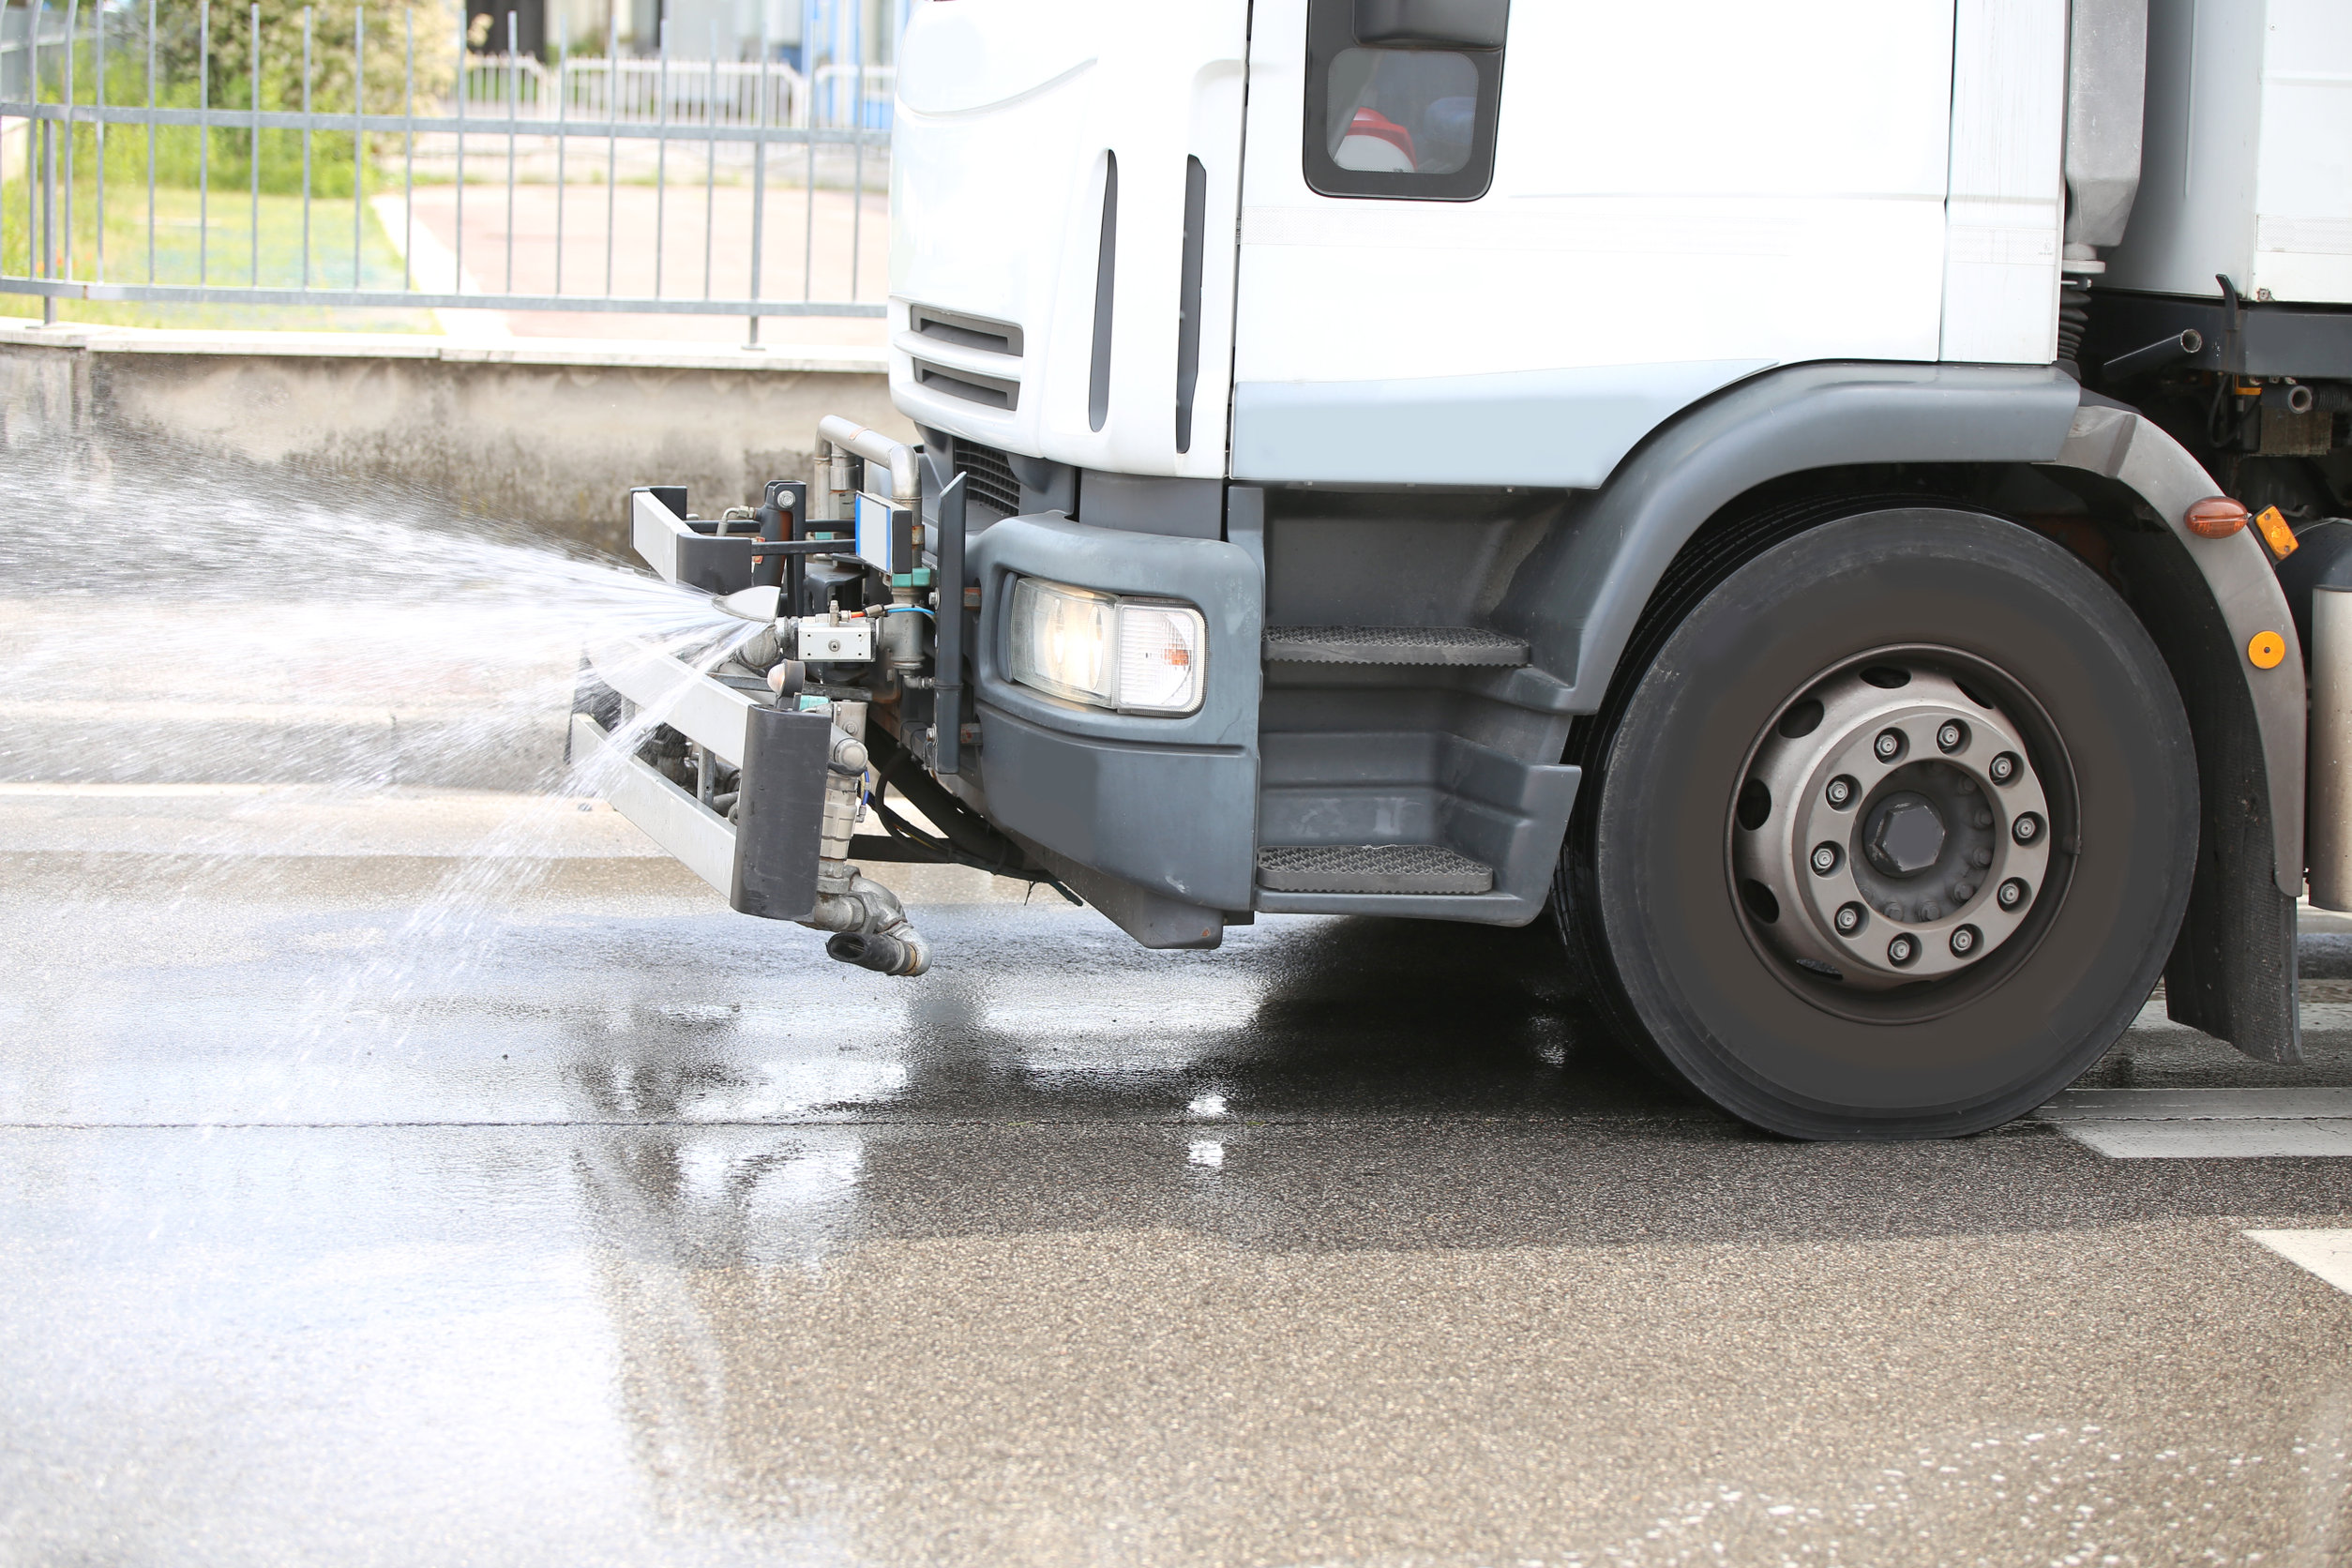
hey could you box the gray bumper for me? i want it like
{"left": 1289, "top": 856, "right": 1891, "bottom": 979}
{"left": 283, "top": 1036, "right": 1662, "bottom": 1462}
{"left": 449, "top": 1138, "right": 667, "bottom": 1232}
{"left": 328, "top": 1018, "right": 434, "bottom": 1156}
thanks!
{"left": 967, "top": 515, "right": 1263, "bottom": 914}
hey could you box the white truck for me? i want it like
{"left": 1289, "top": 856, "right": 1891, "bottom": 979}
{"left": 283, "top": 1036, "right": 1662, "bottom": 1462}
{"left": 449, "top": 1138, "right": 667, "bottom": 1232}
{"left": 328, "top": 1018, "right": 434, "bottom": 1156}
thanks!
{"left": 578, "top": 0, "right": 2352, "bottom": 1139}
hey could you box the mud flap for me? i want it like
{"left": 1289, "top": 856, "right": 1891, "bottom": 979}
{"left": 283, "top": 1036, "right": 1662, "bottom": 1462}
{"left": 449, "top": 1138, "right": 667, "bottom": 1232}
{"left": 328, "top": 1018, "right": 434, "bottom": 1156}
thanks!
{"left": 2110, "top": 527, "right": 2304, "bottom": 1064}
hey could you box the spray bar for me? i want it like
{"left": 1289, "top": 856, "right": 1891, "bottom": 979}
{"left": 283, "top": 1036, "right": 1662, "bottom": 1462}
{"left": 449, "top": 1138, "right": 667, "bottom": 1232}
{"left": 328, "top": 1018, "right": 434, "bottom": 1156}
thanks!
{"left": 583, "top": 632, "right": 759, "bottom": 770}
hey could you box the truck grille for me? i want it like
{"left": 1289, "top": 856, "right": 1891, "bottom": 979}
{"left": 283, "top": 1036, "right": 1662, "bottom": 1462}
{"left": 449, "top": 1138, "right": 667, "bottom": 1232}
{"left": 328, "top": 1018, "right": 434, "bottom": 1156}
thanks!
{"left": 911, "top": 304, "right": 1024, "bottom": 357}
{"left": 951, "top": 439, "right": 1024, "bottom": 518}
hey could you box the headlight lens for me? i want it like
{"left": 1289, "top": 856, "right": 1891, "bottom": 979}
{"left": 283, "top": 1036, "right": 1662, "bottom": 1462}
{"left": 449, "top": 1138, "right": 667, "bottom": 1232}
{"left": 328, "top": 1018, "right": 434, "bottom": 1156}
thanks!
{"left": 1007, "top": 575, "right": 1206, "bottom": 716}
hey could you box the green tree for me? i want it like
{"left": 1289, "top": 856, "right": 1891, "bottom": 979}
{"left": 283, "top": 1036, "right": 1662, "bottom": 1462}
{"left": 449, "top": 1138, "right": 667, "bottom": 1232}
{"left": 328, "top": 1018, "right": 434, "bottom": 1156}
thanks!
{"left": 90, "top": 0, "right": 460, "bottom": 193}
{"left": 151, "top": 0, "right": 460, "bottom": 120}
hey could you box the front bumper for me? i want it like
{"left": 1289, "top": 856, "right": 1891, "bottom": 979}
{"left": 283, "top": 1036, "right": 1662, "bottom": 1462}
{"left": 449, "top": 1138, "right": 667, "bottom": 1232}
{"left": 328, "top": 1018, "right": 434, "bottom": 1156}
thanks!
{"left": 967, "top": 513, "right": 1265, "bottom": 913}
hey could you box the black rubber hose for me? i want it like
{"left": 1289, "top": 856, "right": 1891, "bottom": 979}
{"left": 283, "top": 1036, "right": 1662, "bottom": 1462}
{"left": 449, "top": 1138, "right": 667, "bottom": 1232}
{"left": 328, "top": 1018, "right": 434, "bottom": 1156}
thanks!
{"left": 827, "top": 930, "right": 912, "bottom": 974}
{"left": 865, "top": 724, "right": 1034, "bottom": 870}
{"left": 2054, "top": 279, "right": 2091, "bottom": 378}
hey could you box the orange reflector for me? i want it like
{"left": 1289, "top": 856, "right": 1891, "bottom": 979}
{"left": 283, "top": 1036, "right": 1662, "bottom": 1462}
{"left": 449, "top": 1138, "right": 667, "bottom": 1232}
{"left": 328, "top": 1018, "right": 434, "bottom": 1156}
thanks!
{"left": 2185, "top": 497, "right": 2251, "bottom": 538}
{"left": 2254, "top": 505, "right": 2299, "bottom": 560}
{"left": 2249, "top": 630, "right": 2287, "bottom": 670}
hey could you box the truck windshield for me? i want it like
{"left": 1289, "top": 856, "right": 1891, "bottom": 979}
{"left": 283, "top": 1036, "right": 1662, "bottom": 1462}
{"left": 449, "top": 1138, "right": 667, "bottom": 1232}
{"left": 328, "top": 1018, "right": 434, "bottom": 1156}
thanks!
{"left": 1326, "top": 47, "right": 1477, "bottom": 175}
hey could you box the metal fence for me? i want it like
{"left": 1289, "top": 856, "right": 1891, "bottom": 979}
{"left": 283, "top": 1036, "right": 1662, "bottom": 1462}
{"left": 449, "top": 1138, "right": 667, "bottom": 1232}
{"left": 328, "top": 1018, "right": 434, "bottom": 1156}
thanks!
{"left": 453, "top": 53, "right": 895, "bottom": 132}
{"left": 0, "top": 1, "right": 892, "bottom": 338}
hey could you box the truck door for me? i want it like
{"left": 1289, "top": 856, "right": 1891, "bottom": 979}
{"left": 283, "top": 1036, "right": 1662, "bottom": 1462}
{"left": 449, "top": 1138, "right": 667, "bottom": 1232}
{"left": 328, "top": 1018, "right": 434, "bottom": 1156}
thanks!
{"left": 1233, "top": 0, "right": 1960, "bottom": 488}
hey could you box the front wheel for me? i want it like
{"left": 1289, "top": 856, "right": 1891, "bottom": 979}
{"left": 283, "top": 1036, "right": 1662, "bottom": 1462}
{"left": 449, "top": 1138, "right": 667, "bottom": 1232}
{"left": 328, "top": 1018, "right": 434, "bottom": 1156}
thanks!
{"left": 1565, "top": 507, "right": 2198, "bottom": 1138}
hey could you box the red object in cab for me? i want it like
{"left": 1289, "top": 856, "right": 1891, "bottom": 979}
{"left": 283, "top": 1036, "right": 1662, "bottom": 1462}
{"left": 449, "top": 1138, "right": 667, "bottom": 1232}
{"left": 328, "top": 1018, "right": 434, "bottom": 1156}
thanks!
{"left": 1346, "top": 109, "right": 1415, "bottom": 168}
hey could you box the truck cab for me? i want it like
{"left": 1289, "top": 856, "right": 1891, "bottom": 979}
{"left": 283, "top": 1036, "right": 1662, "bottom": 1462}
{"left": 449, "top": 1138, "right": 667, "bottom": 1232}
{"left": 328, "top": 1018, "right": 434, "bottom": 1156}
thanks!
{"left": 592, "top": 0, "right": 2352, "bottom": 1139}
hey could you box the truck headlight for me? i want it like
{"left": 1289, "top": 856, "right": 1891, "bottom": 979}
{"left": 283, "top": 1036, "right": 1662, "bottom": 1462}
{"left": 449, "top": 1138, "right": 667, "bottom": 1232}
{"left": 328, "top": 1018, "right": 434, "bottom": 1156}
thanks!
{"left": 1006, "top": 575, "right": 1206, "bottom": 716}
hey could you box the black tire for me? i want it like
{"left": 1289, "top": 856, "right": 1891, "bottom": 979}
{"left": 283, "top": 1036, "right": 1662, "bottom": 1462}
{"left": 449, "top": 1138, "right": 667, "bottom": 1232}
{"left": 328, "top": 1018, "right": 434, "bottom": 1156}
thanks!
{"left": 1566, "top": 507, "right": 2197, "bottom": 1139}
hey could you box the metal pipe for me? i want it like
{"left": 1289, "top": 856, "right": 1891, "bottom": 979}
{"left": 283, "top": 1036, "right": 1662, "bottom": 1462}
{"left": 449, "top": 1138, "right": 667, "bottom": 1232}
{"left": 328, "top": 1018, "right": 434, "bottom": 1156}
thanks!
{"left": 351, "top": 3, "right": 362, "bottom": 291}
{"left": 816, "top": 413, "right": 919, "bottom": 505}
{"left": 503, "top": 8, "right": 515, "bottom": 294}
{"left": 144, "top": 0, "right": 154, "bottom": 285}
{"left": 248, "top": 3, "right": 258, "bottom": 288}
{"left": 794, "top": 720, "right": 929, "bottom": 975}
{"left": 301, "top": 7, "right": 312, "bottom": 291}
{"left": 551, "top": 8, "right": 563, "bottom": 295}
{"left": 603, "top": 6, "right": 614, "bottom": 295}
{"left": 653, "top": 17, "right": 666, "bottom": 298}
{"left": 2312, "top": 586, "right": 2352, "bottom": 911}
{"left": 451, "top": 1, "right": 463, "bottom": 295}
{"left": 91, "top": 0, "right": 100, "bottom": 282}
{"left": 400, "top": 5, "right": 411, "bottom": 292}
{"left": 747, "top": 13, "right": 766, "bottom": 346}
{"left": 61, "top": 0, "right": 71, "bottom": 284}
{"left": 701, "top": 23, "right": 715, "bottom": 301}
{"left": 196, "top": 0, "right": 205, "bottom": 285}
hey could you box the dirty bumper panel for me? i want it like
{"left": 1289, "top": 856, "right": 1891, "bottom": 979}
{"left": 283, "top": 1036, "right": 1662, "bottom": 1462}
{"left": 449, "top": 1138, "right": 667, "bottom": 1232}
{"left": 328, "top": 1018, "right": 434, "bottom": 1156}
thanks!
{"left": 975, "top": 701, "right": 1257, "bottom": 913}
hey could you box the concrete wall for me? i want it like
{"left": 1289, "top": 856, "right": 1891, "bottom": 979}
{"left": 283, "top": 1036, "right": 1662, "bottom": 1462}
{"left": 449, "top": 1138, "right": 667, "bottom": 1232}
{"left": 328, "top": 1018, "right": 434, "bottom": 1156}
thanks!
{"left": 0, "top": 324, "right": 912, "bottom": 557}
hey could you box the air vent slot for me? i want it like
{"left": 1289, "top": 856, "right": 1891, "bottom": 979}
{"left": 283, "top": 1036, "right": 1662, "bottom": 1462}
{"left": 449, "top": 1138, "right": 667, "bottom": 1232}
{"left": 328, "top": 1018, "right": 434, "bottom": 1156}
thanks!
{"left": 951, "top": 439, "right": 1024, "bottom": 518}
{"left": 914, "top": 357, "right": 1020, "bottom": 411}
{"left": 910, "top": 304, "right": 1024, "bottom": 358}
{"left": 1089, "top": 151, "right": 1117, "bottom": 433}
{"left": 1175, "top": 156, "right": 1207, "bottom": 453}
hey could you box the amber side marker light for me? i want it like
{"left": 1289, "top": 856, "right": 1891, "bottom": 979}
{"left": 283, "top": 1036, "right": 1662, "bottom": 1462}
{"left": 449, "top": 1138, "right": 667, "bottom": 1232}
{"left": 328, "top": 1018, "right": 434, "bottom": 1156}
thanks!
{"left": 2249, "top": 631, "right": 2287, "bottom": 671}
{"left": 2254, "top": 505, "right": 2299, "bottom": 560}
{"left": 2185, "top": 497, "right": 2251, "bottom": 538}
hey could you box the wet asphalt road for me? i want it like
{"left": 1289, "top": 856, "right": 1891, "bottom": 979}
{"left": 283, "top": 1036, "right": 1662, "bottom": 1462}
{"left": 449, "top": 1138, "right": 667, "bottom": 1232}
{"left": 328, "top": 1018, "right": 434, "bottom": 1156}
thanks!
{"left": 8, "top": 787, "right": 2352, "bottom": 1566}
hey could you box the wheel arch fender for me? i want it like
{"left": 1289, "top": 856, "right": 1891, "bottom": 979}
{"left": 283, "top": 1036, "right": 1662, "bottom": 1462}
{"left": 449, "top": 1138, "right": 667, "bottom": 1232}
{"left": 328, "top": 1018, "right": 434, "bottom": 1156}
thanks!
{"left": 1499, "top": 362, "right": 2300, "bottom": 1064}
{"left": 1495, "top": 361, "right": 2088, "bottom": 707}
{"left": 2044, "top": 402, "right": 2303, "bottom": 1064}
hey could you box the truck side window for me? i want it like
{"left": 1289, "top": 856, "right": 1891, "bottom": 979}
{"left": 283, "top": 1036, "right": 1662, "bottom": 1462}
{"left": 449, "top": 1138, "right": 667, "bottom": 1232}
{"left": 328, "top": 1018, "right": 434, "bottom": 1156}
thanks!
{"left": 1304, "top": 0, "right": 1507, "bottom": 201}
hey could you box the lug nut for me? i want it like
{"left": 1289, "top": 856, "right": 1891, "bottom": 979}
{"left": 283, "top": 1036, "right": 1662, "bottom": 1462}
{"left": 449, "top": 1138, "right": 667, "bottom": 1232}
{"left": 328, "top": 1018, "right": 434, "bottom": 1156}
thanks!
{"left": 1951, "top": 925, "right": 1981, "bottom": 957}
{"left": 1888, "top": 934, "right": 1918, "bottom": 965}
{"left": 1989, "top": 752, "right": 2019, "bottom": 784}
{"left": 2013, "top": 812, "right": 2043, "bottom": 845}
{"left": 1826, "top": 776, "right": 1858, "bottom": 808}
{"left": 1835, "top": 902, "right": 1866, "bottom": 935}
{"left": 1937, "top": 721, "right": 1967, "bottom": 753}
{"left": 1998, "top": 878, "right": 2028, "bottom": 910}
{"left": 1875, "top": 729, "right": 1906, "bottom": 761}
{"left": 1810, "top": 843, "right": 1841, "bottom": 875}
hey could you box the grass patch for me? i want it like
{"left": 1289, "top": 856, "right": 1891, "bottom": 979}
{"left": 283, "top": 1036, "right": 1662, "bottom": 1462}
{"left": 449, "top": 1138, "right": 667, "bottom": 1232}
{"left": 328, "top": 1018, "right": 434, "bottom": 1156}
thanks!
{"left": 0, "top": 180, "right": 434, "bottom": 332}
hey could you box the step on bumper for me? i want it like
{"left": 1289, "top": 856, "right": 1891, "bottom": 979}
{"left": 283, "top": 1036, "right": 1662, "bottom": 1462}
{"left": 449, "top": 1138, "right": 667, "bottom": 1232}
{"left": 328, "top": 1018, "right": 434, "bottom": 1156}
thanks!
{"left": 1256, "top": 843, "right": 1496, "bottom": 895}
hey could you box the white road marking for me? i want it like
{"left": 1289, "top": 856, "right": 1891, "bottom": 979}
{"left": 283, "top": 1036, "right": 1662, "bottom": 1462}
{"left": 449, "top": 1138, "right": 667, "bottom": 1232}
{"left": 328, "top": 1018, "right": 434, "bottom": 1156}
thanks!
{"left": 2246, "top": 1229, "right": 2352, "bottom": 1296}
{"left": 2042, "top": 1088, "right": 2352, "bottom": 1120}
{"left": 2059, "top": 1120, "right": 2352, "bottom": 1157}
{"left": 2037, "top": 1089, "right": 2352, "bottom": 1157}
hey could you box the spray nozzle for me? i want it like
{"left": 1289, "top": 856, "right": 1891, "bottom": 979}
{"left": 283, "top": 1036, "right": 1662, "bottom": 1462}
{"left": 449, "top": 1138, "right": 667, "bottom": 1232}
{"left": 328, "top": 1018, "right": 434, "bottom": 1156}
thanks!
{"left": 714, "top": 585, "right": 783, "bottom": 623}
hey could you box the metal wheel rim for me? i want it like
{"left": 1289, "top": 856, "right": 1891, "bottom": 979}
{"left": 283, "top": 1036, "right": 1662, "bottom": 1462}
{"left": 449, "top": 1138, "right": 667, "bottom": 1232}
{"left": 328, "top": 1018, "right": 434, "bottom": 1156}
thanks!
{"left": 1724, "top": 645, "right": 2078, "bottom": 1022}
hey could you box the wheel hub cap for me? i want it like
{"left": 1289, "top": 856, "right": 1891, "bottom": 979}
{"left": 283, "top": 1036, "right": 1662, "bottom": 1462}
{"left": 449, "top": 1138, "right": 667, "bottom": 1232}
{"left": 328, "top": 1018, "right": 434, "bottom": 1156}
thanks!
{"left": 1732, "top": 659, "right": 2053, "bottom": 989}
{"left": 1864, "top": 794, "right": 1945, "bottom": 877}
